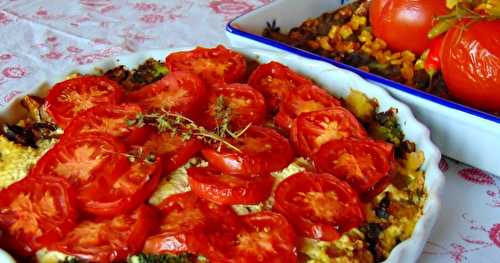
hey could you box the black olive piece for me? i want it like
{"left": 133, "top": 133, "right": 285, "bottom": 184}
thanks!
{"left": 1, "top": 124, "right": 38, "bottom": 148}
{"left": 343, "top": 52, "right": 372, "bottom": 67}
{"left": 361, "top": 223, "right": 386, "bottom": 263}
{"left": 413, "top": 69, "right": 430, "bottom": 90}
{"left": 30, "top": 122, "right": 59, "bottom": 139}
{"left": 375, "top": 193, "right": 391, "bottom": 219}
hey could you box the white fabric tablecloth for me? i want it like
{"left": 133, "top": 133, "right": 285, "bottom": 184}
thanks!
{"left": 0, "top": 1, "right": 498, "bottom": 262}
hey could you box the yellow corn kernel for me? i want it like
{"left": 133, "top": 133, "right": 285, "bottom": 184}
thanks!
{"left": 328, "top": 25, "right": 339, "bottom": 39}
{"left": 372, "top": 38, "right": 387, "bottom": 50}
{"left": 361, "top": 45, "right": 372, "bottom": 54}
{"left": 350, "top": 15, "right": 367, "bottom": 30}
{"left": 318, "top": 36, "right": 333, "bottom": 51}
{"left": 358, "top": 29, "right": 373, "bottom": 43}
{"left": 339, "top": 25, "right": 353, "bottom": 39}
{"left": 390, "top": 59, "right": 403, "bottom": 65}
{"left": 374, "top": 51, "right": 386, "bottom": 64}
{"left": 401, "top": 50, "right": 416, "bottom": 63}
{"left": 390, "top": 52, "right": 402, "bottom": 60}
{"left": 401, "top": 62, "right": 414, "bottom": 82}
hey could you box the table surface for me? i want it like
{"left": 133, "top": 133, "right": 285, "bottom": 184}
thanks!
{"left": 0, "top": 1, "right": 498, "bottom": 262}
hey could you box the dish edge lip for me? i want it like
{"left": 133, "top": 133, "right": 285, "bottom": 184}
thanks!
{"left": 0, "top": 47, "right": 445, "bottom": 263}
{"left": 224, "top": 2, "right": 500, "bottom": 125}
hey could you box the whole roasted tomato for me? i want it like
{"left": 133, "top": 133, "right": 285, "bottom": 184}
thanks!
{"left": 165, "top": 45, "right": 247, "bottom": 86}
{"left": 369, "top": 0, "right": 448, "bottom": 54}
{"left": 45, "top": 76, "right": 124, "bottom": 128}
{"left": 273, "top": 172, "right": 364, "bottom": 241}
{"left": 187, "top": 167, "right": 274, "bottom": 205}
{"left": 49, "top": 204, "right": 158, "bottom": 263}
{"left": 440, "top": 20, "right": 500, "bottom": 112}
{"left": 0, "top": 175, "right": 78, "bottom": 256}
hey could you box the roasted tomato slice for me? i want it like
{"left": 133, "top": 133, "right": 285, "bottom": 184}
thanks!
{"left": 165, "top": 45, "right": 246, "bottom": 86}
{"left": 45, "top": 76, "right": 124, "bottom": 128}
{"left": 143, "top": 192, "right": 240, "bottom": 255}
{"left": 205, "top": 211, "right": 298, "bottom": 263}
{"left": 78, "top": 158, "right": 162, "bottom": 217}
{"left": 203, "top": 83, "right": 266, "bottom": 130}
{"left": 201, "top": 125, "right": 294, "bottom": 175}
{"left": 49, "top": 204, "right": 158, "bottom": 263}
{"left": 127, "top": 71, "right": 207, "bottom": 117}
{"left": 0, "top": 175, "right": 78, "bottom": 256}
{"left": 290, "top": 107, "right": 367, "bottom": 157}
{"left": 273, "top": 172, "right": 364, "bottom": 241}
{"left": 248, "top": 61, "right": 313, "bottom": 112}
{"left": 275, "top": 84, "right": 341, "bottom": 131}
{"left": 63, "top": 104, "right": 151, "bottom": 145}
{"left": 31, "top": 133, "right": 128, "bottom": 188}
{"left": 313, "top": 138, "right": 395, "bottom": 197}
{"left": 141, "top": 131, "right": 202, "bottom": 173}
{"left": 187, "top": 167, "right": 274, "bottom": 205}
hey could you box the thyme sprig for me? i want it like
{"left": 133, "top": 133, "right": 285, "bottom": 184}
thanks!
{"left": 127, "top": 96, "right": 251, "bottom": 153}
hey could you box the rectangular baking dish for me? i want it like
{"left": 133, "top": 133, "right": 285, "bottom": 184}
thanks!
{"left": 225, "top": 0, "right": 500, "bottom": 176}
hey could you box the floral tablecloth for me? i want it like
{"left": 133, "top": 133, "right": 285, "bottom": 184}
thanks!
{"left": 0, "top": 1, "right": 498, "bottom": 262}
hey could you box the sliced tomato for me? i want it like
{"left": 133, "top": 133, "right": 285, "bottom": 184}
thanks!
{"left": 143, "top": 192, "right": 240, "bottom": 255}
{"left": 275, "top": 84, "right": 341, "bottom": 131}
{"left": 78, "top": 157, "right": 162, "bottom": 217}
{"left": 0, "top": 175, "right": 78, "bottom": 256}
{"left": 203, "top": 83, "right": 266, "bottom": 130}
{"left": 273, "top": 172, "right": 364, "bottom": 241}
{"left": 63, "top": 104, "right": 151, "bottom": 145}
{"left": 127, "top": 71, "right": 207, "bottom": 117}
{"left": 31, "top": 133, "right": 128, "bottom": 188}
{"left": 45, "top": 76, "right": 124, "bottom": 128}
{"left": 141, "top": 131, "right": 202, "bottom": 173}
{"left": 187, "top": 167, "right": 274, "bottom": 205}
{"left": 290, "top": 107, "right": 367, "bottom": 157}
{"left": 206, "top": 211, "right": 298, "bottom": 263}
{"left": 201, "top": 125, "right": 294, "bottom": 175}
{"left": 248, "top": 61, "right": 313, "bottom": 112}
{"left": 313, "top": 138, "right": 395, "bottom": 197}
{"left": 165, "top": 45, "right": 246, "bottom": 86}
{"left": 49, "top": 204, "right": 158, "bottom": 263}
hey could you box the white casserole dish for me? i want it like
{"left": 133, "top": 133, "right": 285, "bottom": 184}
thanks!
{"left": 0, "top": 47, "right": 444, "bottom": 263}
{"left": 225, "top": 0, "right": 500, "bottom": 176}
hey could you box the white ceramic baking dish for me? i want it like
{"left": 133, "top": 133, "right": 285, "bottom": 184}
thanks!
{"left": 0, "top": 47, "right": 444, "bottom": 263}
{"left": 225, "top": 0, "right": 500, "bottom": 176}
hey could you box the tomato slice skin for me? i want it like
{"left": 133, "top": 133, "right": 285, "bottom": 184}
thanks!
{"left": 187, "top": 167, "right": 274, "bottom": 205}
{"left": 275, "top": 84, "right": 341, "bottom": 131}
{"left": 31, "top": 133, "right": 128, "bottom": 188}
{"left": 46, "top": 76, "right": 124, "bottom": 128}
{"left": 205, "top": 211, "right": 298, "bottom": 263}
{"left": 201, "top": 125, "right": 294, "bottom": 175}
{"left": 127, "top": 71, "right": 207, "bottom": 117}
{"left": 203, "top": 83, "right": 266, "bottom": 130}
{"left": 248, "top": 61, "right": 313, "bottom": 112}
{"left": 0, "top": 175, "right": 78, "bottom": 256}
{"left": 141, "top": 131, "right": 202, "bottom": 174}
{"left": 63, "top": 103, "right": 151, "bottom": 145}
{"left": 290, "top": 107, "right": 367, "bottom": 157}
{"left": 49, "top": 204, "right": 158, "bottom": 263}
{"left": 313, "top": 138, "right": 395, "bottom": 196}
{"left": 78, "top": 158, "right": 162, "bottom": 217}
{"left": 273, "top": 172, "right": 364, "bottom": 241}
{"left": 165, "top": 45, "right": 247, "bottom": 86}
{"left": 143, "top": 192, "right": 240, "bottom": 255}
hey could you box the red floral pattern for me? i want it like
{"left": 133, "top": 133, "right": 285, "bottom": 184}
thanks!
{"left": 0, "top": 2, "right": 499, "bottom": 262}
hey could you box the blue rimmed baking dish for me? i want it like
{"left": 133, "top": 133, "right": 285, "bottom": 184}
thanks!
{"left": 225, "top": 0, "right": 500, "bottom": 176}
